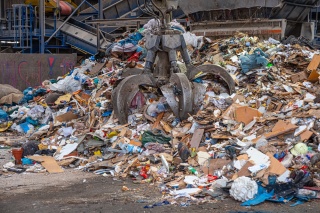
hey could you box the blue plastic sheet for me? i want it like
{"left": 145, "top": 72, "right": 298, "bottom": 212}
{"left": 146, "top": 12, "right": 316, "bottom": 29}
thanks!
{"left": 102, "top": 110, "right": 112, "bottom": 117}
{"left": 22, "top": 158, "right": 34, "bottom": 165}
{"left": 26, "top": 117, "right": 38, "bottom": 126}
{"left": 0, "top": 109, "right": 8, "bottom": 121}
{"left": 19, "top": 88, "right": 47, "bottom": 104}
{"left": 267, "top": 195, "right": 294, "bottom": 203}
{"left": 20, "top": 122, "right": 31, "bottom": 133}
{"left": 241, "top": 185, "right": 274, "bottom": 206}
{"left": 118, "top": 32, "right": 143, "bottom": 46}
{"left": 239, "top": 48, "right": 269, "bottom": 73}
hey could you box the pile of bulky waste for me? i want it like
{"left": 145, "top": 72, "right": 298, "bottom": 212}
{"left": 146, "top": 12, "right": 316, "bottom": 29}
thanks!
{"left": 2, "top": 19, "right": 320, "bottom": 207}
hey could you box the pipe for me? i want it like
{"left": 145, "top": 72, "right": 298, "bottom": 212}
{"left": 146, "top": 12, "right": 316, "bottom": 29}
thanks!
{"left": 97, "top": 0, "right": 103, "bottom": 52}
{"left": 46, "top": 0, "right": 87, "bottom": 44}
{"left": 97, "top": 24, "right": 100, "bottom": 50}
{"left": 40, "top": 0, "right": 45, "bottom": 53}
{"left": 99, "top": 0, "right": 103, "bottom": 19}
{"left": 0, "top": 1, "right": 4, "bottom": 20}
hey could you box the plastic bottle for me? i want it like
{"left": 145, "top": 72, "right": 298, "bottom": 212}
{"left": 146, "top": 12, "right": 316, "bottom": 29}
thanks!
{"left": 127, "top": 52, "right": 142, "bottom": 63}
{"left": 119, "top": 143, "right": 143, "bottom": 154}
{"left": 188, "top": 166, "right": 198, "bottom": 175}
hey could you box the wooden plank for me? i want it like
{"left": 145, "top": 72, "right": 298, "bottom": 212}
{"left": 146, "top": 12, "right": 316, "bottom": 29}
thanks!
{"left": 307, "top": 54, "right": 320, "bottom": 71}
{"left": 152, "top": 112, "right": 165, "bottom": 129}
{"left": 88, "top": 61, "right": 107, "bottom": 77}
{"left": 190, "top": 128, "right": 204, "bottom": 148}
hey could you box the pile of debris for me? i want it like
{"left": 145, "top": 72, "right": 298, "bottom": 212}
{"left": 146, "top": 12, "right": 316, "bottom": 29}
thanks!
{"left": 2, "top": 22, "right": 320, "bottom": 207}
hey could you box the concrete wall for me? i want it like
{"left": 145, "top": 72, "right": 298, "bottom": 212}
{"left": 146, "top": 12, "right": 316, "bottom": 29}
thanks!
{"left": 0, "top": 53, "right": 77, "bottom": 91}
{"left": 179, "top": 0, "right": 281, "bottom": 15}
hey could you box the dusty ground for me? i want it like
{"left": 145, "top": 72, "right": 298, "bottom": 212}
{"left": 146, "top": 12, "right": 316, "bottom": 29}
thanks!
{"left": 1, "top": 149, "right": 320, "bottom": 213}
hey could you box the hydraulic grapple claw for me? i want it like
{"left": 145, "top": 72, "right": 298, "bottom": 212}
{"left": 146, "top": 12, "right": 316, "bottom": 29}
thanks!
{"left": 112, "top": 1, "right": 236, "bottom": 124}
{"left": 189, "top": 64, "right": 236, "bottom": 95}
{"left": 112, "top": 74, "right": 154, "bottom": 124}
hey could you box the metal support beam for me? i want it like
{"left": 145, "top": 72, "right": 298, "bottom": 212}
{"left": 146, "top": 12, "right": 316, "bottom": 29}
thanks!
{"left": 284, "top": 2, "right": 317, "bottom": 8}
{"left": 46, "top": 0, "right": 87, "bottom": 44}
{"left": 86, "top": 18, "right": 187, "bottom": 25}
{"left": 97, "top": 24, "right": 100, "bottom": 51}
{"left": 40, "top": 0, "right": 45, "bottom": 53}
{"left": 99, "top": 0, "right": 103, "bottom": 19}
{"left": 97, "top": 0, "right": 103, "bottom": 52}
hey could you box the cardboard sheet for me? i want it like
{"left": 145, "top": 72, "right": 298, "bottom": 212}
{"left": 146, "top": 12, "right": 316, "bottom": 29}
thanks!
{"left": 300, "top": 130, "right": 314, "bottom": 141}
{"left": 290, "top": 71, "right": 308, "bottom": 83}
{"left": 266, "top": 152, "right": 286, "bottom": 175}
{"left": 55, "top": 111, "right": 78, "bottom": 123}
{"left": 28, "top": 156, "right": 64, "bottom": 173}
{"left": 201, "top": 158, "right": 231, "bottom": 175}
{"left": 222, "top": 104, "right": 262, "bottom": 125}
{"left": 264, "top": 120, "right": 298, "bottom": 139}
{"left": 237, "top": 161, "right": 254, "bottom": 177}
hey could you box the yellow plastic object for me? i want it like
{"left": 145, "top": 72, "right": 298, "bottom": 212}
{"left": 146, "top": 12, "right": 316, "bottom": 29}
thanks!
{"left": 108, "top": 131, "right": 118, "bottom": 138}
{"left": 0, "top": 121, "right": 13, "bottom": 132}
{"left": 94, "top": 150, "right": 102, "bottom": 156}
{"left": 190, "top": 147, "right": 197, "bottom": 158}
{"left": 38, "top": 143, "right": 48, "bottom": 150}
{"left": 54, "top": 93, "right": 72, "bottom": 105}
{"left": 290, "top": 143, "right": 308, "bottom": 156}
{"left": 194, "top": 71, "right": 203, "bottom": 78}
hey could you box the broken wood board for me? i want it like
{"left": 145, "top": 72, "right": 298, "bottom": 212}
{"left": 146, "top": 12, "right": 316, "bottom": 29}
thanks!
{"left": 28, "top": 156, "right": 64, "bottom": 173}
{"left": 55, "top": 111, "right": 78, "bottom": 123}
{"left": 201, "top": 158, "right": 231, "bottom": 175}
{"left": 152, "top": 112, "right": 165, "bottom": 129}
{"left": 122, "top": 157, "right": 138, "bottom": 175}
{"left": 111, "top": 123, "right": 129, "bottom": 130}
{"left": 0, "top": 136, "right": 25, "bottom": 146}
{"left": 307, "top": 54, "right": 320, "bottom": 71}
{"left": 111, "top": 155, "right": 128, "bottom": 164}
{"left": 237, "top": 161, "right": 254, "bottom": 177}
{"left": 307, "top": 70, "right": 320, "bottom": 83}
{"left": 160, "top": 120, "right": 172, "bottom": 133}
{"left": 211, "top": 134, "right": 234, "bottom": 139}
{"left": 307, "top": 109, "right": 320, "bottom": 119}
{"left": 190, "top": 128, "right": 204, "bottom": 148}
{"left": 290, "top": 71, "right": 308, "bottom": 83}
{"left": 88, "top": 61, "right": 107, "bottom": 77}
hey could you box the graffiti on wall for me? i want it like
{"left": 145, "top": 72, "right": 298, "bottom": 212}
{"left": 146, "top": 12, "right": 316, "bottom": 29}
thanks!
{"left": 0, "top": 53, "right": 77, "bottom": 91}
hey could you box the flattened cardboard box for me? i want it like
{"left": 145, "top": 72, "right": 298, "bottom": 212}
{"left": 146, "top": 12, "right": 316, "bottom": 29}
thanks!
{"left": 28, "top": 156, "right": 64, "bottom": 173}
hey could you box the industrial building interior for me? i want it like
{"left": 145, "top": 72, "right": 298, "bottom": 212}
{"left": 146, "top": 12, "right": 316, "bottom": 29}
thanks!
{"left": 0, "top": 0, "right": 320, "bottom": 58}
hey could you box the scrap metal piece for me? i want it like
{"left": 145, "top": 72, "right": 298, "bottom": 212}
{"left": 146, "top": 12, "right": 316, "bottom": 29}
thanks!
{"left": 121, "top": 68, "right": 143, "bottom": 78}
{"left": 170, "top": 73, "right": 193, "bottom": 120}
{"left": 192, "top": 82, "right": 207, "bottom": 113}
{"left": 189, "top": 64, "right": 236, "bottom": 94}
{"left": 112, "top": 74, "right": 154, "bottom": 124}
{"left": 160, "top": 84, "right": 179, "bottom": 117}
